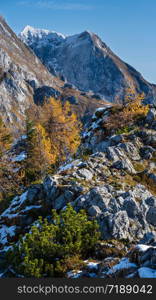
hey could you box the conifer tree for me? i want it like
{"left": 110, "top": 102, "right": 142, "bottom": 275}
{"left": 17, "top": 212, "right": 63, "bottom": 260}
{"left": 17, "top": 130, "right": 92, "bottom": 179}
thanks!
{"left": 105, "top": 89, "right": 149, "bottom": 133}
{"left": 0, "top": 117, "right": 12, "bottom": 157}
{"left": 23, "top": 117, "right": 54, "bottom": 184}
{"left": 41, "top": 98, "right": 81, "bottom": 164}
{"left": 0, "top": 118, "right": 19, "bottom": 206}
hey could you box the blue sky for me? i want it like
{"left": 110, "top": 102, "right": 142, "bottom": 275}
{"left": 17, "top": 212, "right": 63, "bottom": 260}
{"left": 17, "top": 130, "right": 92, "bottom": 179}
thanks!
{"left": 0, "top": 0, "right": 156, "bottom": 83}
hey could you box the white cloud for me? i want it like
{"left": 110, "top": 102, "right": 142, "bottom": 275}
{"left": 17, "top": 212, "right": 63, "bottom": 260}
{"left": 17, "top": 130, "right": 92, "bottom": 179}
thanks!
{"left": 18, "top": 0, "right": 95, "bottom": 11}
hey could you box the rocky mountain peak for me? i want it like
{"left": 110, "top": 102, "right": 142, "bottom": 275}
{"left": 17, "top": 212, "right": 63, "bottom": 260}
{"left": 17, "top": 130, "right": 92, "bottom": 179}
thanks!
{"left": 20, "top": 25, "right": 156, "bottom": 104}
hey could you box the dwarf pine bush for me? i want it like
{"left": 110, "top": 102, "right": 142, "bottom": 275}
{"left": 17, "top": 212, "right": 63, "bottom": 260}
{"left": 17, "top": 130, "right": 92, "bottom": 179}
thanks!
{"left": 8, "top": 205, "right": 100, "bottom": 277}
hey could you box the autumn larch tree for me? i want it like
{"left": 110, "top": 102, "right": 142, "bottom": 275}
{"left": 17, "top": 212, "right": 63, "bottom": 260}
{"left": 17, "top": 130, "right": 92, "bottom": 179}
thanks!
{"left": 23, "top": 116, "right": 55, "bottom": 184}
{"left": 0, "top": 117, "right": 12, "bottom": 158}
{"left": 41, "top": 97, "right": 81, "bottom": 165}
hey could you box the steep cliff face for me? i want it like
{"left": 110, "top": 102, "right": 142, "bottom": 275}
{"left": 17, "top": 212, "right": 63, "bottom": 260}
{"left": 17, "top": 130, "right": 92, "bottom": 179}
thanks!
{"left": 20, "top": 26, "right": 156, "bottom": 104}
{"left": 0, "top": 17, "right": 62, "bottom": 130}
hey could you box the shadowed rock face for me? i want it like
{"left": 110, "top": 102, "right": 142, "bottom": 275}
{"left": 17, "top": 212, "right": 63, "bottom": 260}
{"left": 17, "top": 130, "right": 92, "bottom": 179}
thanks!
{"left": 33, "top": 86, "right": 61, "bottom": 105}
{"left": 20, "top": 27, "right": 156, "bottom": 104}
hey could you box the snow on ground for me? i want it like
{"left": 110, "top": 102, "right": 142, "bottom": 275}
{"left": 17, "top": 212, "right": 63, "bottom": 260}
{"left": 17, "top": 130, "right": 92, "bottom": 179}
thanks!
{"left": 138, "top": 267, "right": 156, "bottom": 278}
{"left": 84, "top": 260, "right": 99, "bottom": 270}
{"left": 59, "top": 160, "right": 81, "bottom": 172}
{"left": 107, "top": 258, "right": 137, "bottom": 275}
{"left": 67, "top": 270, "right": 83, "bottom": 278}
{"left": 0, "top": 225, "right": 17, "bottom": 245}
{"left": 12, "top": 167, "right": 21, "bottom": 173}
{"left": 136, "top": 244, "right": 156, "bottom": 252}
{"left": 21, "top": 135, "right": 27, "bottom": 140}
{"left": 59, "top": 163, "right": 75, "bottom": 172}
{"left": 91, "top": 121, "right": 100, "bottom": 130}
{"left": 82, "top": 131, "right": 91, "bottom": 138}
{"left": 95, "top": 107, "right": 109, "bottom": 113}
{"left": 0, "top": 245, "right": 12, "bottom": 253}
{"left": 1, "top": 191, "right": 28, "bottom": 217}
{"left": 92, "top": 105, "right": 112, "bottom": 119}
{"left": 2, "top": 213, "right": 19, "bottom": 219}
{"left": 11, "top": 151, "right": 27, "bottom": 162}
{"left": 21, "top": 205, "right": 42, "bottom": 213}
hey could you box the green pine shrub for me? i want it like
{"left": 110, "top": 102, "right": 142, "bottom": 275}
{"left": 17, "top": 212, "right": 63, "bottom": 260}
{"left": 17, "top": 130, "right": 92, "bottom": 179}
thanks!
{"left": 7, "top": 205, "right": 100, "bottom": 277}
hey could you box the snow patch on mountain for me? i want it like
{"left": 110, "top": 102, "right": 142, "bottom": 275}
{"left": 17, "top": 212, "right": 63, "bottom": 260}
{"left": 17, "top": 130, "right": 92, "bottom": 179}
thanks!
{"left": 20, "top": 25, "right": 65, "bottom": 46}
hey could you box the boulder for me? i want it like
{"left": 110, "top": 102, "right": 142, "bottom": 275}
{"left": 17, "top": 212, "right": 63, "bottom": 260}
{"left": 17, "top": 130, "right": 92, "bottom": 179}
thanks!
{"left": 110, "top": 135, "right": 123, "bottom": 146}
{"left": 145, "top": 108, "right": 156, "bottom": 124}
{"left": 119, "top": 142, "right": 140, "bottom": 161}
{"left": 147, "top": 173, "right": 156, "bottom": 184}
{"left": 88, "top": 205, "right": 102, "bottom": 217}
{"left": 26, "top": 184, "right": 44, "bottom": 203}
{"left": 65, "top": 96, "right": 79, "bottom": 105}
{"left": 77, "top": 168, "right": 93, "bottom": 181}
{"left": 131, "top": 184, "right": 152, "bottom": 201}
{"left": 34, "top": 86, "right": 60, "bottom": 105}
{"left": 43, "top": 175, "right": 58, "bottom": 194}
{"left": 123, "top": 198, "right": 140, "bottom": 219}
{"left": 109, "top": 211, "right": 130, "bottom": 240}
{"left": 63, "top": 83, "right": 75, "bottom": 89}
{"left": 53, "top": 194, "right": 66, "bottom": 210}
{"left": 139, "top": 232, "right": 156, "bottom": 245}
{"left": 139, "top": 146, "right": 155, "bottom": 160}
{"left": 145, "top": 197, "right": 156, "bottom": 207}
{"left": 146, "top": 207, "right": 156, "bottom": 226}
{"left": 112, "top": 159, "right": 136, "bottom": 174}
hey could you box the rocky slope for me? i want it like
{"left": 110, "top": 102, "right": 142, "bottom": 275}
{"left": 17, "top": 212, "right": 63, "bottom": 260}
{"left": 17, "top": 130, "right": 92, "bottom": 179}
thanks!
{"left": 67, "top": 237, "right": 156, "bottom": 278}
{"left": 0, "top": 17, "right": 64, "bottom": 129}
{"left": 0, "top": 104, "right": 156, "bottom": 277}
{"left": 20, "top": 25, "right": 156, "bottom": 104}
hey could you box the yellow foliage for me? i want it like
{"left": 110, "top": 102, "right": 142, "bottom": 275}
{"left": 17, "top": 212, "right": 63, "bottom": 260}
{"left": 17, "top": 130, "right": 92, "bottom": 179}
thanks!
{"left": 0, "top": 117, "right": 12, "bottom": 157}
{"left": 105, "top": 89, "right": 149, "bottom": 133}
{"left": 124, "top": 90, "right": 149, "bottom": 118}
{"left": 41, "top": 98, "right": 81, "bottom": 163}
{"left": 23, "top": 98, "right": 81, "bottom": 183}
{"left": 23, "top": 119, "right": 56, "bottom": 183}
